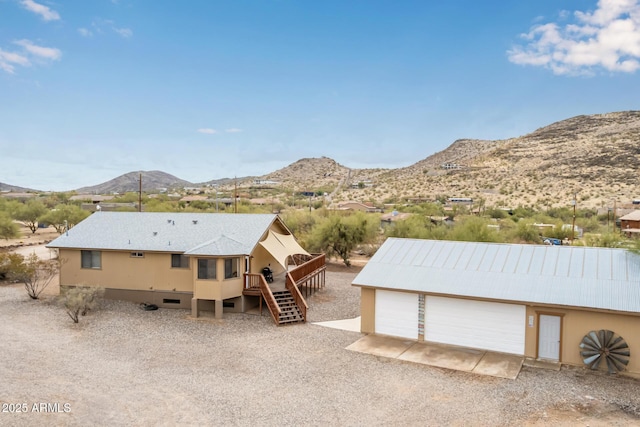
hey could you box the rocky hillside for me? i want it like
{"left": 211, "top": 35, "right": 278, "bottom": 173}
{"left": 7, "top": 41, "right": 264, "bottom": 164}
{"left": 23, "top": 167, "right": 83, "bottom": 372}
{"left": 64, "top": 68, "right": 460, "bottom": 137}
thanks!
{"left": 4, "top": 111, "right": 639, "bottom": 209}
{"left": 75, "top": 170, "right": 194, "bottom": 194}
{"left": 0, "top": 182, "right": 36, "bottom": 193}
{"left": 341, "top": 111, "right": 640, "bottom": 208}
{"left": 262, "top": 157, "right": 351, "bottom": 189}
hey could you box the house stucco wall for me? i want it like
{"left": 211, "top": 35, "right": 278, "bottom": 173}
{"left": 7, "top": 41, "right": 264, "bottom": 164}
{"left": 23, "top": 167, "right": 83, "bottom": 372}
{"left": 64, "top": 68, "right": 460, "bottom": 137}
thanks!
{"left": 59, "top": 249, "right": 193, "bottom": 292}
{"left": 193, "top": 257, "right": 243, "bottom": 300}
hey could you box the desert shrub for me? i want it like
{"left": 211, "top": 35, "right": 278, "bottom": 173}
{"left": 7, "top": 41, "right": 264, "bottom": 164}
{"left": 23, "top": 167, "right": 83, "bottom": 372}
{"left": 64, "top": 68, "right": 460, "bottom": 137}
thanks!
{"left": 39, "top": 204, "right": 90, "bottom": 234}
{"left": 449, "top": 216, "right": 503, "bottom": 243}
{"left": 0, "top": 252, "right": 24, "bottom": 281}
{"left": 485, "top": 208, "right": 508, "bottom": 219}
{"left": 308, "top": 212, "right": 378, "bottom": 266}
{"left": 576, "top": 216, "right": 602, "bottom": 233}
{"left": 385, "top": 215, "right": 433, "bottom": 239}
{"left": 12, "top": 200, "right": 48, "bottom": 234}
{"left": 279, "top": 210, "right": 319, "bottom": 247}
{"left": 508, "top": 219, "right": 541, "bottom": 243}
{"left": 584, "top": 233, "right": 625, "bottom": 248}
{"left": 9, "top": 254, "right": 60, "bottom": 299}
{"left": 0, "top": 212, "right": 20, "bottom": 240}
{"left": 61, "top": 286, "right": 105, "bottom": 323}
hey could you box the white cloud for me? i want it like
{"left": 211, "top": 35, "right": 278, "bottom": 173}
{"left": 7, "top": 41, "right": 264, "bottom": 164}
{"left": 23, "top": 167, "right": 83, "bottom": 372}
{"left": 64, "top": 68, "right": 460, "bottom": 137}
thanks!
{"left": 78, "top": 28, "right": 93, "bottom": 37}
{"left": 20, "top": 0, "right": 60, "bottom": 21}
{"left": 225, "top": 128, "right": 243, "bottom": 133}
{"left": 14, "top": 39, "right": 62, "bottom": 61}
{"left": 83, "top": 20, "right": 133, "bottom": 39}
{"left": 197, "top": 128, "right": 218, "bottom": 134}
{"left": 113, "top": 27, "right": 133, "bottom": 38}
{"left": 0, "top": 49, "right": 30, "bottom": 73}
{"left": 0, "top": 40, "right": 61, "bottom": 74}
{"left": 508, "top": 0, "right": 640, "bottom": 75}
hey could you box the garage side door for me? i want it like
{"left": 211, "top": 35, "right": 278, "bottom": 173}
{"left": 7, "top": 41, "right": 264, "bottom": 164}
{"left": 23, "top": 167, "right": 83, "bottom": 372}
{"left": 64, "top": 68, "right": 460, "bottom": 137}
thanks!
{"left": 425, "top": 296, "right": 525, "bottom": 355}
{"left": 375, "top": 290, "right": 419, "bottom": 339}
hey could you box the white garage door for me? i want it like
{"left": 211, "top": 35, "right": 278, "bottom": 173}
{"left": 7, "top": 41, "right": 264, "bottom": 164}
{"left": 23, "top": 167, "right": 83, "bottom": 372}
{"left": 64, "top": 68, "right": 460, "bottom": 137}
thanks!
{"left": 425, "top": 296, "right": 525, "bottom": 355}
{"left": 375, "top": 290, "right": 419, "bottom": 339}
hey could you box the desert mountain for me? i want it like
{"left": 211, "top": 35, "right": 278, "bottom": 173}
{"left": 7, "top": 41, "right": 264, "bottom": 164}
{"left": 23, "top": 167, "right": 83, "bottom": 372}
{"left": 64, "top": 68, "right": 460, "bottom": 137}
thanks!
{"left": 365, "top": 111, "right": 640, "bottom": 208}
{"left": 75, "top": 170, "right": 194, "bottom": 194}
{"left": 0, "top": 182, "right": 37, "bottom": 193}
{"left": 4, "top": 111, "right": 639, "bottom": 209}
{"left": 244, "top": 111, "right": 639, "bottom": 208}
{"left": 262, "top": 157, "right": 353, "bottom": 190}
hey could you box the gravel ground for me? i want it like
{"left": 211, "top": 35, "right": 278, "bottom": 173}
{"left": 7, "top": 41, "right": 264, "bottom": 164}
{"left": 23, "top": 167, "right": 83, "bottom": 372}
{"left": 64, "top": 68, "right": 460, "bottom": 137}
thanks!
{"left": 1, "top": 266, "right": 640, "bottom": 426}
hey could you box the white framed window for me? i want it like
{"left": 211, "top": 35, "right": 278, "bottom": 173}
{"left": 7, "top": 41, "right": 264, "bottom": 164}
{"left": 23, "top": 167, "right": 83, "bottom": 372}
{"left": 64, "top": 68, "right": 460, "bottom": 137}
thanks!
{"left": 81, "top": 250, "right": 101, "bottom": 269}
{"left": 224, "top": 258, "right": 239, "bottom": 279}
{"left": 130, "top": 252, "right": 144, "bottom": 258}
{"left": 197, "top": 259, "right": 216, "bottom": 280}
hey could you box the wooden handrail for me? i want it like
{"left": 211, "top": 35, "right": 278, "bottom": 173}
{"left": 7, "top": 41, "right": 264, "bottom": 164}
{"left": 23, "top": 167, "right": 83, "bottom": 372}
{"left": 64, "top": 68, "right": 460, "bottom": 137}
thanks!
{"left": 289, "top": 253, "right": 326, "bottom": 283}
{"left": 244, "top": 272, "right": 262, "bottom": 291}
{"left": 245, "top": 273, "right": 281, "bottom": 324}
{"left": 260, "top": 275, "right": 281, "bottom": 324}
{"left": 286, "top": 272, "right": 307, "bottom": 322}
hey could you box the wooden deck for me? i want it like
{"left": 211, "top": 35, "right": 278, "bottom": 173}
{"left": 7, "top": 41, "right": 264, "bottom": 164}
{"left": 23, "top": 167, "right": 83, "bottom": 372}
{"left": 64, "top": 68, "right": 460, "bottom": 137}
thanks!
{"left": 242, "top": 254, "right": 326, "bottom": 325}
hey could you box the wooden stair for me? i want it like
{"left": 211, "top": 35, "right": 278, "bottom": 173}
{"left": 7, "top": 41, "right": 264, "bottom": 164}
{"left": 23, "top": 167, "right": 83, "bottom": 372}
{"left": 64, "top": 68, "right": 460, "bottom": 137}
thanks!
{"left": 273, "top": 290, "right": 305, "bottom": 325}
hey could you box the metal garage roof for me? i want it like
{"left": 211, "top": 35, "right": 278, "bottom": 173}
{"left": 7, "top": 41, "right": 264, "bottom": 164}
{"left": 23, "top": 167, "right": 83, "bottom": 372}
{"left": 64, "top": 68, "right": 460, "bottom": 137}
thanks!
{"left": 352, "top": 238, "right": 640, "bottom": 314}
{"left": 47, "top": 212, "right": 278, "bottom": 256}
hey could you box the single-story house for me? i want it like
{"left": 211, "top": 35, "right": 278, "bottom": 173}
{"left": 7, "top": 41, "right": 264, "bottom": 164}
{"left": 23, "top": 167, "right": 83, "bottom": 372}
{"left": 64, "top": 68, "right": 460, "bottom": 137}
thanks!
{"left": 335, "top": 201, "right": 382, "bottom": 213}
{"left": 352, "top": 238, "right": 640, "bottom": 374}
{"left": 620, "top": 210, "right": 640, "bottom": 237}
{"left": 69, "top": 194, "right": 115, "bottom": 203}
{"left": 48, "top": 212, "right": 323, "bottom": 322}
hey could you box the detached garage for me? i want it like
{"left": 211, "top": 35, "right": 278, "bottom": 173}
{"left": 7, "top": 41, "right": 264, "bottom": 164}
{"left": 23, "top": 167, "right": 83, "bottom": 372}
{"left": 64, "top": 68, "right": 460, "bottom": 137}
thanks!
{"left": 353, "top": 238, "right": 640, "bottom": 374}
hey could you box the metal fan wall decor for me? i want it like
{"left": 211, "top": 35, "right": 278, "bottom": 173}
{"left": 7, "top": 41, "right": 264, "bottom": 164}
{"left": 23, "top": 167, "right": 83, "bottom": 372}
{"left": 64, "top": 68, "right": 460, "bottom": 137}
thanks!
{"left": 579, "top": 330, "right": 630, "bottom": 374}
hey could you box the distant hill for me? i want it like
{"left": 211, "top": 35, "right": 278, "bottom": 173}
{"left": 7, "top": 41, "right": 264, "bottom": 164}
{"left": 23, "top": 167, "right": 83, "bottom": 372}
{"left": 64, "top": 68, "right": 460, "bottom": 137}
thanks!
{"left": 0, "top": 182, "right": 38, "bottom": 193}
{"left": 262, "top": 157, "right": 351, "bottom": 189}
{"left": 366, "top": 111, "right": 640, "bottom": 208}
{"left": 75, "top": 170, "right": 194, "bottom": 194}
{"left": 5, "top": 111, "right": 640, "bottom": 208}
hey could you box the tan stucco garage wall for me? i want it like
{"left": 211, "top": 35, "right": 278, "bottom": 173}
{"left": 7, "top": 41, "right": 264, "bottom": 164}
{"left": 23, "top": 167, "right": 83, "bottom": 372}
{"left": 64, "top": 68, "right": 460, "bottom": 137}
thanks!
{"left": 360, "top": 287, "right": 640, "bottom": 374}
{"left": 59, "top": 249, "right": 193, "bottom": 292}
{"left": 360, "top": 287, "right": 375, "bottom": 334}
{"left": 526, "top": 306, "right": 640, "bottom": 374}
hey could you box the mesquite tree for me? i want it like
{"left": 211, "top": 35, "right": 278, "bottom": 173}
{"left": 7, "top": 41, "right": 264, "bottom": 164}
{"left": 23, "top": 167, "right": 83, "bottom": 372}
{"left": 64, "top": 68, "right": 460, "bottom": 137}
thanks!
{"left": 10, "top": 254, "right": 59, "bottom": 299}
{"left": 62, "top": 286, "right": 105, "bottom": 323}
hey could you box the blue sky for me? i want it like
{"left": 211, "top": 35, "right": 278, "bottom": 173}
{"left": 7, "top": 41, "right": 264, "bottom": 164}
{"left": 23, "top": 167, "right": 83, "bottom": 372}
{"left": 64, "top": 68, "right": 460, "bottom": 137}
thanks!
{"left": 1, "top": 0, "right": 639, "bottom": 191}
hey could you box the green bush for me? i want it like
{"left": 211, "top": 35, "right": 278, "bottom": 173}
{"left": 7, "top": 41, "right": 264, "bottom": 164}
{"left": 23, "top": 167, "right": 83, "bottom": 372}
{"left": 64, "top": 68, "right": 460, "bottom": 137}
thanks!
{"left": 61, "top": 286, "right": 105, "bottom": 323}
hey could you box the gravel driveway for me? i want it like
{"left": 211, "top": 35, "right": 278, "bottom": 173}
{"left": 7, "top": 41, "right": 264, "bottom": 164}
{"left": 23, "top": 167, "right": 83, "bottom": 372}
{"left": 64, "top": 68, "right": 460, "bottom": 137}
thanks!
{"left": 1, "top": 267, "right": 639, "bottom": 426}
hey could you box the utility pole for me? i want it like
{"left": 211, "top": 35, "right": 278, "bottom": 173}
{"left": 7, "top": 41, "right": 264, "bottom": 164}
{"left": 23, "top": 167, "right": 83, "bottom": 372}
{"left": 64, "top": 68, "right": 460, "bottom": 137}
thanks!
{"left": 138, "top": 172, "right": 142, "bottom": 212}
{"left": 234, "top": 178, "right": 238, "bottom": 214}
{"left": 571, "top": 192, "right": 577, "bottom": 244}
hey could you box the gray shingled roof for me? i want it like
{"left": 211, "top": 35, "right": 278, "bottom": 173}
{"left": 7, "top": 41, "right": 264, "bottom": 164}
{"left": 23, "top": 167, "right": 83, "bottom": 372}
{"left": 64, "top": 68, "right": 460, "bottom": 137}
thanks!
{"left": 47, "top": 212, "right": 279, "bottom": 256}
{"left": 353, "top": 238, "right": 640, "bottom": 314}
